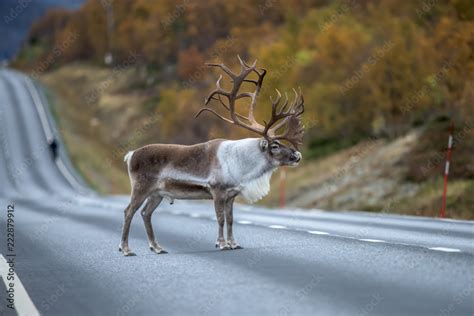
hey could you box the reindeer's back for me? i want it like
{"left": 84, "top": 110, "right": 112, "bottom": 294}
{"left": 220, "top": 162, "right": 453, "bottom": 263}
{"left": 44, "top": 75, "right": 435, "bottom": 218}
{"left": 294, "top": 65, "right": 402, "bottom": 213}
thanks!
{"left": 128, "top": 140, "right": 224, "bottom": 178}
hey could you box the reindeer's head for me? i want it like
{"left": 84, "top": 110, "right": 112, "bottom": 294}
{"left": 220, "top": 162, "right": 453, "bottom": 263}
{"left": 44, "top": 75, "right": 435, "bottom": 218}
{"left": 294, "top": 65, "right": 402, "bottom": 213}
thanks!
{"left": 259, "top": 138, "right": 302, "bottom": 167}
{"left": 195, "top": 55, "right": 305, "bottom": 167}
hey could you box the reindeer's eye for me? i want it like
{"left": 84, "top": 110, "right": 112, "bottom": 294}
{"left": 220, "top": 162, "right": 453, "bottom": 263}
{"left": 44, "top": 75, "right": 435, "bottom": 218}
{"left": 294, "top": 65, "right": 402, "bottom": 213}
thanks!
{"left": 271, "top": 143, "right": 280, "bottom": 151}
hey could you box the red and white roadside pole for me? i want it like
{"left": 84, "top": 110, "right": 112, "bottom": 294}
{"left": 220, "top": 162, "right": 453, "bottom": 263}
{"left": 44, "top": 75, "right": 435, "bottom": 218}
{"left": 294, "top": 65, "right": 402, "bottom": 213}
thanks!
{"left": 279, "top": 168, "right": 286, "bottom": 208}
{"left": 440, "top": 121, "right": 454, "bottom": 218}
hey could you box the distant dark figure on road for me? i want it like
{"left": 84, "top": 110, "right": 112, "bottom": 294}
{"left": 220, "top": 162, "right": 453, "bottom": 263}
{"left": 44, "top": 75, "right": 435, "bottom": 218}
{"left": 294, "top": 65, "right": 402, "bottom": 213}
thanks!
{"left": 48, "top": 138, "right": 58, "bottom": 159}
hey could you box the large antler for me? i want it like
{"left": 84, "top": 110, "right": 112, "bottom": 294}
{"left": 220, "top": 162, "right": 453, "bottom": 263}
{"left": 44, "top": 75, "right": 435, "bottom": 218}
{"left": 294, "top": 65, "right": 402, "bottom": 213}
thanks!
{"left": 195, "top": 55, "right": 267, "bottom": 135}
{"left": 195, "top": 55, "right": 305, "bottom": 148}
{"left": 265, "top": 88, "right": 305, "bottom": 148}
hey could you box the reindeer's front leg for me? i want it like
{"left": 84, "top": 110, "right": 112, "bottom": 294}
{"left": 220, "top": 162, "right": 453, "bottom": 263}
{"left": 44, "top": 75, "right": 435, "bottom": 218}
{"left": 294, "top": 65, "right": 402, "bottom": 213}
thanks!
{"left": 225, "top": 198, "right": 242, "bottom": 249}
{"left": 213, "top": 196, "right": 229, "bottom": 250}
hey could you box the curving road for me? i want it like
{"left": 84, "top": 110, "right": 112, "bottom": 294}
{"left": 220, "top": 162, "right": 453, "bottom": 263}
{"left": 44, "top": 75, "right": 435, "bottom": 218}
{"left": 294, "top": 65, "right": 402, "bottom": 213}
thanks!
{"left": 0, "top": 68, "right": 473, "bottom": 316}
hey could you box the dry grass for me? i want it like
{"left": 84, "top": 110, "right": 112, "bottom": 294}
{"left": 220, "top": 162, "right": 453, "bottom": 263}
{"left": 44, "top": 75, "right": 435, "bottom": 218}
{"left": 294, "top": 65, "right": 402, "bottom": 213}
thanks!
{"left": 262, "top": 128, "right": 473, "bottom": 220}
{"left": 262, "top": 132, "right": 419, "bottom": 209}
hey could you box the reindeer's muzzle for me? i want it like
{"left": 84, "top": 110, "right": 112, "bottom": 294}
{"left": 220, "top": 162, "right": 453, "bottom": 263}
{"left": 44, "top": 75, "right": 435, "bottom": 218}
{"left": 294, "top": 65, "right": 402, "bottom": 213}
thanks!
{"left": 290, "top": 151, "right": 302, "bottom": 164}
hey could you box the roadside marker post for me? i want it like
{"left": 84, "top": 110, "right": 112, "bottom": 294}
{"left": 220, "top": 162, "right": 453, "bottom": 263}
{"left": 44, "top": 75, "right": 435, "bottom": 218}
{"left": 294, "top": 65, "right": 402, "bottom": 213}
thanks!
{"left": 440, "top": 121, "right": 454, "bottom": 218}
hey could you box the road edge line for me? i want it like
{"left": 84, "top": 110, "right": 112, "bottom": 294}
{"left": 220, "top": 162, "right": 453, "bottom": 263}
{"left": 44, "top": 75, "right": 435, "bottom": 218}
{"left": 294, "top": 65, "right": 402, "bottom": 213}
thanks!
{"left": 0, "top": 254, "right": 40, "bottom": 316}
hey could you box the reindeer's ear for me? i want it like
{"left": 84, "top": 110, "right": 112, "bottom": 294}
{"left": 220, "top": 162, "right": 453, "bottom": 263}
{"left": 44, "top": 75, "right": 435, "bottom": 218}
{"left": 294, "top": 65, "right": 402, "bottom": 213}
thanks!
{"left": 259, "top": 139, "right": 268, "bottom": 151}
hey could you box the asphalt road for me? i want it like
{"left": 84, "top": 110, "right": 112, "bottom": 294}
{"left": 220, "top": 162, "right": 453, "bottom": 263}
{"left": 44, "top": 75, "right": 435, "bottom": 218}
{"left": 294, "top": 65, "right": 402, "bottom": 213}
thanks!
{"left": 0, "top": 68, "right": 473, "bottom": 316}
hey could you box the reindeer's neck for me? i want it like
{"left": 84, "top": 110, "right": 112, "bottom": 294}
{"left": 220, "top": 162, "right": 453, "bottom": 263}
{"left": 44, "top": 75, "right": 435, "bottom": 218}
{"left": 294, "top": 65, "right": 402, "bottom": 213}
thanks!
{"left": 216, "top": 138, "right": 276, "bottom": 203}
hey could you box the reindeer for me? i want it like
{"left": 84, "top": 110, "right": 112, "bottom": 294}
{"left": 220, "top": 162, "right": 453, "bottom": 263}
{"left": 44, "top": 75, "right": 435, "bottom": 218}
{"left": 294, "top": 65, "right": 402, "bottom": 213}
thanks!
{"left": 119, "top": 56, "right": 304, "bottom": 256}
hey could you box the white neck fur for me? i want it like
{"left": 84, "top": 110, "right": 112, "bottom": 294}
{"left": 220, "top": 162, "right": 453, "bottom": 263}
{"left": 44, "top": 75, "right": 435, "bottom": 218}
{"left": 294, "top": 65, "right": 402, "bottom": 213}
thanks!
{"left": 216, "top": 138, "right": 276, "bottom": 203}
{"left": 240, "top": 170, "right": 274, "bottom": 203}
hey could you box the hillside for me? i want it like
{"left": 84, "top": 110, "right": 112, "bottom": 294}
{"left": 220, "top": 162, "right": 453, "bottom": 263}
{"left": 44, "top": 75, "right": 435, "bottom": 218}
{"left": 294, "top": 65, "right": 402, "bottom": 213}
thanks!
{"left": 15, "top": 0, "right": 474, "bottom": 219}
{"left": 39, "top": 63, "right": 473, "bottom": 219}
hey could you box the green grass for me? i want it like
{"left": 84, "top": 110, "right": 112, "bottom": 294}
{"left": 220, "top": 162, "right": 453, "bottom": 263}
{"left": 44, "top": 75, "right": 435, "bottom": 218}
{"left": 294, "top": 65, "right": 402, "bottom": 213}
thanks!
{"left": 306, "top": 135, "right": 362, "bottom": 160}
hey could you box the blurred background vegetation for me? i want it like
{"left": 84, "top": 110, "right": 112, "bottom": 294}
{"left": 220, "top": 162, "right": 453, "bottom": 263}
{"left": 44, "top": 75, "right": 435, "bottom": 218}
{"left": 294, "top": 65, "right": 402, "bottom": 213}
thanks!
{"left": 11, "top": 0, "right": 474, "bottom": 219}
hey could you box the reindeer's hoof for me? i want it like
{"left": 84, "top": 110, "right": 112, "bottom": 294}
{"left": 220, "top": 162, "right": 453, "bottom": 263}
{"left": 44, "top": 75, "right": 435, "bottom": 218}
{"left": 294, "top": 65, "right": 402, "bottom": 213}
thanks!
{"left": 120, "top": 244, "right": 135, "bottom": 256}
{"left": 216, "top": 239, "right": 228, "bottom": 250}
{"left": 226, "top": 240, "right": 243, "bottom": 250}
{"left": 150, "top": 247, "right": 168, "bottom": 254}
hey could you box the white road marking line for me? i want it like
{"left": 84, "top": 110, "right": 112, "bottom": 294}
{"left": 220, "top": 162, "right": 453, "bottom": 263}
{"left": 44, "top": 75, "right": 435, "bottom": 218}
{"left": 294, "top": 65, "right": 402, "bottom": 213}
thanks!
{"left": 358, "top": 239, "right": 386, "bottom": 243}
{"left": 237, "top": 220, "right": 253, "bottom": 225}
{"left": 239, "top": 206, "right": 253, "bottom": 212}
{"left": 24, "top": 76, "right": 53, "bottom": 140}
{"left": 268, "top": 225, "right": 287, "bottom": 229}
{"left": 56, "top": 159, "right": 84, "bottom": 191}
{"left": 307, "top": 231, "right": 329, "bottom": 235}
{"left": 0, "top": 254, "right": 40, "bottom": 316}
{"left": 428, "top": 247, "right": 461, "bottom": 253}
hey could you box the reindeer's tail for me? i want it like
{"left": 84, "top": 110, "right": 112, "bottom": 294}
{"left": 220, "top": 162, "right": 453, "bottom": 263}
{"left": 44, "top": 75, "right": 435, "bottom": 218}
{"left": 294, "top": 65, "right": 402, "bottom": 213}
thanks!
{"left": 124, "top": 151, "right": 134, "bottom": 169}
{"left": 124, "top": 151, "right": 135, "bottom": 189}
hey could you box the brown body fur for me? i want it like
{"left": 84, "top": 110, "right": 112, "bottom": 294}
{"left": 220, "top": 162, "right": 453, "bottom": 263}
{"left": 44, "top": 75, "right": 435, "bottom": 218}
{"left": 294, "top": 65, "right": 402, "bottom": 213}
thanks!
{"left": 119, "top": 140, "right": 233, "bottom": 256}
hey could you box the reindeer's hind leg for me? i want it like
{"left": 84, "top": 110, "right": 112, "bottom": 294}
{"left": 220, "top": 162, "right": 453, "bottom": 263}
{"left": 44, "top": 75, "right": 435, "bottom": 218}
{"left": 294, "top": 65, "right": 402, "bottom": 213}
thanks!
{"left": 141, "top": 194, "right": 167, "bottom": 254}
{"left": 120, "top": 185, "right": 150, "bottom": 256}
